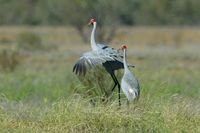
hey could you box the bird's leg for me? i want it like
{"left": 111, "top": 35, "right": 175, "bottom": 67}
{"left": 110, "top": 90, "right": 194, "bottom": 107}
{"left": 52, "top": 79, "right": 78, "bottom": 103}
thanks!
{"left": 110, "top": 73, "right": 121, "bottom": 92}
{"left": 110, "top": 74, "right": 117, "bottom": 92}
{"left": 111, "top": 73, "right": 121, "bottom": 106}
{"left": 111, "top": 75, "right": 117, "bottom": 92}
{"left": 107, "top": 74, "right": 118, "bottom": 101}
{"left": 117, "top": 82, "right": 121, "bottom": 106}
{"left": 118, "top": 85, "right": 121, "bottom": 106}
{"left": 111, "top": 83, "right": 117, "bottom": 92}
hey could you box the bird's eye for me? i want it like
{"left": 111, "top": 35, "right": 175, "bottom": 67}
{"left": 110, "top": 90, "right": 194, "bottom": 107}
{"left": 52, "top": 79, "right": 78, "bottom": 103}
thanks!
{"left": 121, "top": 44, "right": 128, "bottom": 49}
{"left": 123, "top": 45, "right": 127, "bottom": 49}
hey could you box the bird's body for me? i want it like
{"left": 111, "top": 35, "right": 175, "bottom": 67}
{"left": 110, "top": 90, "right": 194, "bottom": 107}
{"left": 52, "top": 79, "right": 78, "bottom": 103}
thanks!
{"left": 121, "top": 69, "right": 140, "bottom": 101}
{"left": 121, "top": 45, "right": 140, "bottom": 101}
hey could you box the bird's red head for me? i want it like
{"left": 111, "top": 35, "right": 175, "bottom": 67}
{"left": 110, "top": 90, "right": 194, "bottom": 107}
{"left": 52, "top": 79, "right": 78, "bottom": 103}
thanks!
{"left": 121, "top": 44, "right": 128, "bottom": 50}
{"left": 88, "top": 18, "right": 96, "bottom": 25}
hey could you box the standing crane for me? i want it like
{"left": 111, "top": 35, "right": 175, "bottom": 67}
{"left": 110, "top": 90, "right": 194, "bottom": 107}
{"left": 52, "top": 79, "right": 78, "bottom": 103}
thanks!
{"left": 73, "top": 18, "right": 134, "bottom": 106}
{"left": 121, "top": 45, "right": 140, "bottom": 103}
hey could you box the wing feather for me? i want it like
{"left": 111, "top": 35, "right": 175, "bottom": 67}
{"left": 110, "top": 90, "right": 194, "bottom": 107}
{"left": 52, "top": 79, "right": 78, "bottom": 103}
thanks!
{"left": 98, "top": 45, "right": 135, "bottom": 67}
{"left": 73, "top": 51, "right": 114, "bottom": 76}
{"left": 73, "top": 44, "right": 135, "bottom": 76}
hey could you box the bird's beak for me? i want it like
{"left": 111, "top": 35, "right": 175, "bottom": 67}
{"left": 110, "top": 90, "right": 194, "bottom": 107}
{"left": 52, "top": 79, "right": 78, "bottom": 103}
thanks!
{"left": 88, "top": 22, "right": 92, "bottom": 26}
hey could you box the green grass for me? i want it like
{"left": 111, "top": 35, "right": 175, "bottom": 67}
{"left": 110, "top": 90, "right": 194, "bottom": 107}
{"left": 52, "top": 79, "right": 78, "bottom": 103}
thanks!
{"left": 0, "top": 26, "right": 200, "bottom": 132}
{"left": 0, "top": 59, "right": 199, "bottom": 132}
{"left": 0, "top": 96, "right": 199, "bottom": 132}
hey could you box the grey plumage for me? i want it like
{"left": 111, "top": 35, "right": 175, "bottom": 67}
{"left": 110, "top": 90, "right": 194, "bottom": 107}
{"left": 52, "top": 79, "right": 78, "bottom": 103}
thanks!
{"left": 121, "top": 70, "right": 140, "bottom": 101}
{"left": 73, "top": 47, "right": 134, "bottom": 76}
{"left": 73, "top": 50, "right": 115, "bottom": 76}
{"left": 121, "top": 45, "right": 140, "bottom": 101}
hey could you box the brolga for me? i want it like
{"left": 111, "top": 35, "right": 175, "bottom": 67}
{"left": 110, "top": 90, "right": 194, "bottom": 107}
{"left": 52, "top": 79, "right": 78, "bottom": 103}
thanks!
{"left": 121, "top": 44, "right": 140, "bottom": 103}
{"left": 73, "top": 18, "right": 134, "bottom": 106}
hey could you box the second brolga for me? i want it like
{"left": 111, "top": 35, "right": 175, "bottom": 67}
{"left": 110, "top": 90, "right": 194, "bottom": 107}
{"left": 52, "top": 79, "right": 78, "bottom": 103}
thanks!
{"left": 121, "top": 44, "right": 140, "bottom": 103}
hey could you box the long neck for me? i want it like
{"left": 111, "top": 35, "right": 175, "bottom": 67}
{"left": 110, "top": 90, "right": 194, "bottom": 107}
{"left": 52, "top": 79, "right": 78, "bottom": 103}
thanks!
{"left": 123, "top": 49, "right": 129, "bottom": 72}
{"left": 91, "top": 22, "right": 98, "bottom": 50}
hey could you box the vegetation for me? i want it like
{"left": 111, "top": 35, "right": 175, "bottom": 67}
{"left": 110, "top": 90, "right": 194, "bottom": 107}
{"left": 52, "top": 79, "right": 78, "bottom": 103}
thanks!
{"left": 0, "top": 0, "right": 200, "bottom": 42}
{"left": 0, "top": 27, "right": 200, "bottom": 132}
{"left": 17, "top": 32, "right": 43, "bottom": 51}
{"left": 0, "top": 49, "right": 21, "bottom": 71}
{"left": 0, "top": 0, "right": 200, "bottom": 26}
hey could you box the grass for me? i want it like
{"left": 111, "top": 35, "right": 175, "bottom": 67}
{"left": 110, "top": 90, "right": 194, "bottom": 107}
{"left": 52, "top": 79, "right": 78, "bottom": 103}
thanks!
{"left": 0, "top": 96, "right": 199, "bottom": 132}
{"left": 0, "top": 26, "right": 200, "bottom": 132}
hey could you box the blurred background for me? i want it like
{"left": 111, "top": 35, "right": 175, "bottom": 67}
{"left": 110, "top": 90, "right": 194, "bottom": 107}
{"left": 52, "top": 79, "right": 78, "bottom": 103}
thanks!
{"left": 0, "top": 0, "right": 200, "bottom": 101}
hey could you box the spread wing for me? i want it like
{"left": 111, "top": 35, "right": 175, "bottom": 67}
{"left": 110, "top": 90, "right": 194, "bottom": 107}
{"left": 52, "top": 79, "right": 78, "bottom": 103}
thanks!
{"left": 97, "top": 43, "right": 124, "bottom": 62}
{"left": 73, "top": 51, "right": 114, "bottom": 76}
{"left": 98, "top": 44, "right": 134, "bottom": 67}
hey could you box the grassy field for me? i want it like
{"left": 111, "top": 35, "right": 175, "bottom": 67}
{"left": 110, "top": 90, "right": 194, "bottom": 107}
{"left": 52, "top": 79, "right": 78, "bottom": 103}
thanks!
{"left": 0, "top": 26, "right": 200, "bottom": 132}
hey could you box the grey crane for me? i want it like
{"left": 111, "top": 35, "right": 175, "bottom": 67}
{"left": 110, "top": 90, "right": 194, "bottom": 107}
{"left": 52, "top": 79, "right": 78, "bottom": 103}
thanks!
{"left": 73, "top": 18, "right": 134, "bottom": 106}
{"left": 121, "top": 45, "right": 140, "bottom": 103}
